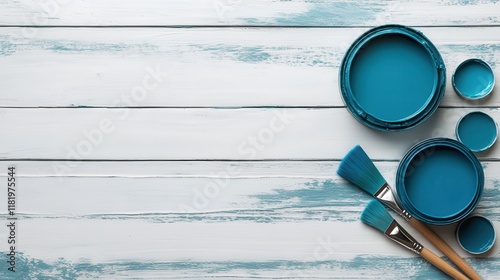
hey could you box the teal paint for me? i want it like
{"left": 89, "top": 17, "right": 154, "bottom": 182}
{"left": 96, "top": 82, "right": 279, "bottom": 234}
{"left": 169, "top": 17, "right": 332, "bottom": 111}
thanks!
{"left": 0, "top": 35, "right": 157, "bottom": 55}
{"left": 350, "top": 34, "right": 435, "bottom": 122}
{"left": 190, "top": 44, "right": 334, "bottom": 67}
{"left": 339, "top": 25, "right": 446, "bottom": 131}
{"left": 40, "top": 40, "right": 157, "bottom": 54}
{"left": 441, "top": 44, "right": 500, "bottom": 68}
{"left": 405, "top": 146, "right": 477, "bottom": 217}
{"left": 191, "top": 44, "right": 272, "bottom": 63}
{"left": 0, "top": 36, "right": 16, "bottom": 56}
{"left": 447, "top": 0, "right": 492, "bottom": 6}
{"left": 456, "top": 111, "right": 498, "bottom": 152}
{"left": 249, "top": 180, "right": 372, "bottom": 222}
{"left": 396, "top": 138, "right": 484, "bottom": 225}
{"left": 235, "top": 47, "right": 271, "bottom": 62}
{"left": 251, "top": 180, "right": 367, "bottom": 205}
{"left": 252, "top": 180, "right": 367, "bottom": 200}
{"left": 244, "top": 1, "right": 383, "bottom": 26}
{"left": 453, "top": 59, "right": 495, "bottom": 99}
{"left": 456, "top": 215, "right": 496, "bottom": 254}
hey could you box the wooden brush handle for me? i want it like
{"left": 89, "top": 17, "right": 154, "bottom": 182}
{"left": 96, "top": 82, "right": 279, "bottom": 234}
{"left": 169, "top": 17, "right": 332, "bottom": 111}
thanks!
{"left": 420, "top": 248, "right": 469, "bottom": 280}
{"left": 409, "top": 218, "right": 481, "bottom": 280}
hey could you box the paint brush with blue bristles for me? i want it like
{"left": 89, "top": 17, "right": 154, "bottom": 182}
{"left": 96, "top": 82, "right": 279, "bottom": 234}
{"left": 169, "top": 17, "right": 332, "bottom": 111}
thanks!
{"left": 338, "top": 145, "right": 480, "bottom": 280}
{"left": 361, "top": 200, "right": 468, "bottom": 280}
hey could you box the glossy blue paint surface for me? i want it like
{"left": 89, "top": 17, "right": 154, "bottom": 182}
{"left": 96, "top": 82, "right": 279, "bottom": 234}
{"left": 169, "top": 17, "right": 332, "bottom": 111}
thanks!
{"left": 350, "top": 34, "right": 435, "bottom": 122}
{"left": 457, "top": 111, "right": 498, "bottom": 152}
{"left": 453, "top": 59, "right": 495, "bottom": 99}
{"left": 405, "top": 146, "right": 477, "bottom": 217}
{"left": 396, "top": 138, "right": 484, "bottom": 225}
{"left": 457, "top": 216, "right": 496, "bottom": 254}
{"left": 339, "top": 25, "right": 446, "bottom": 131}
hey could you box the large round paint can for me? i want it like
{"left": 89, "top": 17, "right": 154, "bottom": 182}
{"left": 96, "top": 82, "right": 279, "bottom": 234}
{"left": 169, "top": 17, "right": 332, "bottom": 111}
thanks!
{"left": 396, "top": 138, "right": 484, "bottom": 225}
{"left": 339, "top": 25, "right": 446, "bottom": 131}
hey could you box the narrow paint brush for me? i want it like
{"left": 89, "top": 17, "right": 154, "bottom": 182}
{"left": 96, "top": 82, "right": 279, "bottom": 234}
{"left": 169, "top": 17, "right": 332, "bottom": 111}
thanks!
{"left": 338, "top": 145, "right": 481, "bottom": 280}
{"left": 361, "top": 200, "right": 469, "bottom": 280}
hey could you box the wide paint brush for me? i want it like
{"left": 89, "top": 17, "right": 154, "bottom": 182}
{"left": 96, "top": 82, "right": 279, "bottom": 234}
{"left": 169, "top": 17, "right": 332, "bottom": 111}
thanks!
{"left": 338, "top": 145, "right": 480, "bottom": 280}
{"left": 361, "top": 200, "right": 468, "bottom": 279}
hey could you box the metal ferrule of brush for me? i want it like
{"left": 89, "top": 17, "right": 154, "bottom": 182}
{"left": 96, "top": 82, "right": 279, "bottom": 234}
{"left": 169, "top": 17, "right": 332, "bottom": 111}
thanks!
{"left": 385, "top": 220, "right": 424, "bottom": 254}
{"left": 374, "top": 183, "right": 412, "bottom": 221}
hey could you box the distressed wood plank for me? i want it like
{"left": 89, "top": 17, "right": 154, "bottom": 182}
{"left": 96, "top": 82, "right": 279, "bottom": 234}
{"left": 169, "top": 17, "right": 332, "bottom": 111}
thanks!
{"left": 0, "top": 219, "right": 497, "bottom": 279}
{"left": 0, "top": 27, "right": 498, "bottom": 107}
{"left": 0, "top": 219, "right": 498, "bottom": 277}
{"left": 0, "top": 160, "right": 498, "bottom": 278}
{"left": 0, "top": 254, "right": 498, "bottom": 279}
{"left": 0, "top": 0, "right": 498, "bottom": 27}
{"left": 0, "top": 161, "right": 498, "bottom": 219}
{"left": 0, "top": 107, "right": 499, "bottom": 160}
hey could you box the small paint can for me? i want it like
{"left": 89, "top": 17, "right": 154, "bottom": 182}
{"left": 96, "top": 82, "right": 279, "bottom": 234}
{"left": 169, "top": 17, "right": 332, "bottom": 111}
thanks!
{"left": 456, "top": 111, "right": 498, "bottom": 152}
{"left": 452, "top": 59, "right": 495, "bottom": 100}
{"left": 396, "top": 138, "right": 484, "bottom": 225}
{"left": 456, "top": 215, "right": 496, "bottom": 255}
{"left": 339, "top": 24, "right": 446, "bottom": 131}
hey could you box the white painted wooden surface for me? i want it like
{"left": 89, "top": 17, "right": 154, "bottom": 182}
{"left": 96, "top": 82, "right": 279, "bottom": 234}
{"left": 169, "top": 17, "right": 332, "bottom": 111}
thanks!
{"left": 0, "top": 1, "right": 499, "bottom": 279}
{"left": 0, "top": 27, "right": 499, "bottom": 107}
{"left": 0, "top": 0, "right": 498, "bottom": 26}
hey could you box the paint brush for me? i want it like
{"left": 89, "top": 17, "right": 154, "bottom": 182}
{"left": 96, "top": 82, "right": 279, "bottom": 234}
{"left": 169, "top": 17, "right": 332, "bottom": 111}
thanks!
{"left": 361, "top": 200, "right": 469, "bottom": 280}
{"left": 338, "top": 145, "right": 481, "bottom": 280}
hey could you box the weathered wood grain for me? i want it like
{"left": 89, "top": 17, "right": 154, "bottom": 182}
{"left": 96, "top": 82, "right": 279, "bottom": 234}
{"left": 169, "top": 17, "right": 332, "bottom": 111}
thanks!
{"left": 0, "top": 161, "right": 498, "bottom": 278}
{"left": 0, "top": 27, "right": 498, "bottom": 108}
{"left": 0, "top": 0, "right": 498, "bottom": 27}
{"left": 0, "top": 161, "right": 498, "bottom": 219}
{"left": 1, "top": 1, "right": 500, "bottom": 279}
{"left": 0, "top": 107, "right": 499, "bottom": 160}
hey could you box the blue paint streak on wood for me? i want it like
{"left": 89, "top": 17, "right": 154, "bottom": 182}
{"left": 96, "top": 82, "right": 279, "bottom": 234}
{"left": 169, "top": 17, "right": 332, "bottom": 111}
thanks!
{"left": 1, "top": 253, "right": 497, "bottom": 279}
{"left": 251, "top": 180, "right": 369, "bottom": 207}
{"left": 38, "top": 40, "right": 158, "bottom": 55}
{"left": 195, "top": 44, "right": 272, "bottom": 63}
{"left": 244, "top": 1, "right": 385, "bottom": 26}
{"left": 248, "top": 180, "right": 372, "bottom": 221}
{"left": 447, "top": 0, "right": 498, "bottom": 5}
{"left": 0, "top": 180, "right": 496, "bottom": 223}
{"left": 189, "top": 43, "right": 335, "bottom": 66}
{"left": 0, "top": 36, "right": 16, "bottom": 56}
{"left": 441, "top": 44, "right": 500, "bottom": 67}
{"left": 0, "top": 34, "right": 158, "bottom": 57}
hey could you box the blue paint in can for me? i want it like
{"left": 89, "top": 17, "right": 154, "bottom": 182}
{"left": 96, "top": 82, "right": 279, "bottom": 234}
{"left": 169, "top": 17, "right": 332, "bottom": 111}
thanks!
{"left": 396, "top": 138, "right": 484, "bottom": 225}
{"left": 456, "top": 111, "right": 498, "bottom": 152}
{"left": 339, "top": 25, "right": 446, "bottom": 131}
{"left": 453, "top": 59, "right": 495, "bottom": 100}
{"left": 456, "top": 215, "right": 496, "bottom": 254}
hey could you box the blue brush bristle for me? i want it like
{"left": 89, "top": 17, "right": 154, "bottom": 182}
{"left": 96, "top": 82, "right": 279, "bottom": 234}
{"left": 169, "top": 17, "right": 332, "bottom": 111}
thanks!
{"left": 337, "top": 145, "right": 386, "bottom": 196}
{"left": 360, "top": 200, "right": 394, "bottom": 233}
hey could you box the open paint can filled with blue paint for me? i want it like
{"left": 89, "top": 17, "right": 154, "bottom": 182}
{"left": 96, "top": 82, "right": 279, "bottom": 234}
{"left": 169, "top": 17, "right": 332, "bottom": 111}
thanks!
{"left": 456, "top": 215, "right": 496, "bottom": 254}
{"left": 396, "top": 138, "right": 484, "bottom": 225}
{"left": 339, "top": 25, "right": 446, "bottom": 131}
{"left": 452, "top": 59, "right": 495, "bottom": 100}
{"left": 456, "top": 111, "right": 498, "bottom": 152}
